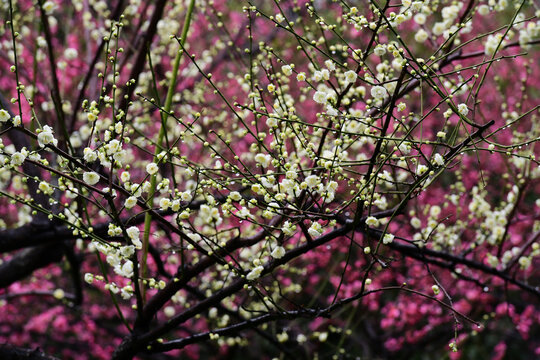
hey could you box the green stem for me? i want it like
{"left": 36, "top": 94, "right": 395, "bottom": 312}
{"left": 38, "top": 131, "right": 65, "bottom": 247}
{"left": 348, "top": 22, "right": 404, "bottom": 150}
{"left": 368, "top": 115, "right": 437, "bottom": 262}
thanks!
{"left": 140, "top": 0, "right": 196, "bottom": 302}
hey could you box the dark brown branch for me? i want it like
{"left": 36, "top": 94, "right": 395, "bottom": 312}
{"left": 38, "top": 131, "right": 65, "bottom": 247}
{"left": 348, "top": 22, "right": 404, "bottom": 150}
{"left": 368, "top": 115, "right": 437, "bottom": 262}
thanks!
{"left": 365, "top": 228, "right": 540, "bottom": 299}
{"left": 117, "top": 0, "right": 168, "bottom": 112}
{"left": 0, "top": 344, "right": 60, "bottom": 360}
{"left": 0, "top": 244, "right": 64, "bottom": 289}
{"left": 70, "top": 0, "right": 127, "bottom": 132}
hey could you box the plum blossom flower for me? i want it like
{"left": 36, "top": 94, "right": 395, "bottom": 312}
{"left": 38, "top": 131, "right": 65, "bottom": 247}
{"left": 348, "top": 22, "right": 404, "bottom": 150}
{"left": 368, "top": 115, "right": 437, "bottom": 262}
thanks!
{"left": 414, "top": 13, "right": 426, "bottom": 25}
{"left": 344, "top": 70, "right": 357, "bottom": 84}
{"left": 121, "top": 286, "right": 133, "bottom": 300}
{"left": 457, "top": 103, "right": 469, "bottom": 116}
{"left": 246, "top": 265, "right": 264, "bottom": 281}
{"left": 84, "top": 273, "right": 94, "bottom": 284}
{"left": 415, "top": 29, "right": 428, "bottom": 43}
{"left": 83, "top": 147, "right": 97, "bottom": 162}
{"left": 416, "top": 164, "right": 428, "bottom": 175}
{"left": 374, "top": 44, "right": 386, "bottom": 56}
{"left": 371, "top": 85, "right": 387, "bottom": 100}
{"left": 304, "top": 175, "right": 319, "bottom": 188}
{"left": 0, "top": 109, "right": 11, "bottom": 122}
{"left": 42, "top": 0, "right": 57, "bottom": 14}
{"left": 254, "top": 153, "right": 271, "bottom": 168}
{"left": 365, "top": 216, "right": 379, "bottom": 227}
{"left": 281, "top": 65, "right": 292, "bottom": 76}
{"left": 159, "top": 197, "right": 171, "bottom": 210}
{"left": 115, "top": 261, "right": 134, "bottom": 278}
{"left": 83, "top": 171, "right": 100, "bottom": 186}
{"left": 126, "top": 226, "right": 142, "bottom": 249}
{"left": 433, "top": 153, "right": 445, "bottom": 166}
{"left": 10, "top": 151, "right": 27, "bottom": 166}
{"left": 146, "top": 162, "right": 159, "bottom": 175}
{"left": 485, "top": 34, "right": 504, "bottom": 56}
{"left": 39, "top": 181, "right": 54, "bottom": 195}
{"left": 124, "top": 196, "right": 137, "bottom": 209}
{"left": 229, "top": 191, "right": 242, "bottom": 201}
{"left": 308, "top": 222, "right": 323, "bottom": 237}
{"left": 383, "top": 233, "right": 395, "bottom": 244}
{"left": 313, "top": 91, "right": 327, "bottom": 104}
{"left": 271, "top": 246, "right": 286, "bottom": 259}
{"left": 282, "top": 221, "right": 296, "bottom": 236}
{"left": 37, "top": 125, "right": 58, "bottom": 148}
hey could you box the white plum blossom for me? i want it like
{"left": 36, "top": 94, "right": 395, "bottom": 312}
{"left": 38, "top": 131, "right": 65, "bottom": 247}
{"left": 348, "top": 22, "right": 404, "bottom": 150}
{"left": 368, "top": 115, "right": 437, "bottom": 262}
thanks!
{"left": 370, "top": 85, "right": 387, "bottom": 100}
{"left": 39, "top": 181, "right": 54, "bottom": 195}
{"left": 159, "top": 197, "right": 171, "bottom": 210}
{"left": 457, "top": 103, "right": 469, "bottom": 116}
{"left": 416, "top": 164, "right": 428, "bottom": 176}
{"left": 115, "top": 260, "right": 134, "bottom": 278}
{"left": 83, "top": 147, "right": 98, "bottom": 162}
{"left": 84, "top": 273, "right": 94, "bottom": 284}
{"left": 478, "top": 5, "right": 490, "bottom": 16}
{"left": 266, "top": 116, "right": 278, "bottom": 128}
{"left": 325, "top": 59, "right": 336, "bottom": 71}
{"left": 485, "top": 34, "right": 504, "bottom": 56}
{"left": 519, "top": 256, "right": 532, "bottom": 270}
{"left": 126, "top": 226, "right": 142, "bottom": 249}
{"left": 413, "top": 13, "right": 426, "bottom": 25}
{"left": 415, "top": 29, "right": 428, "bottom": 43}
{"left": 373, "top": 44, "right": 386, "bottom": 56}
{"left": 365, "top": 216, "right": 379, "bottom": 227}
{"left": 180, "top": 191, "right": 192, "bottom": 202}
{"left": 120, "top": 245, "right": 135, "bottom": 258}
{"left": 281, "top": 65, "right": 292, "bottom": 76}
{"left": 313, "top": 91, "right": 327, "bottom": 104}
{"left": 42, "top": 0, "right": 57, "bottom": 14}
{"left": 344, "top": 70, "right": 357, "bottom": 84}
{"left": 373, "top": 196, "right": 388, "bottom": 210}
{"left": 271, "top": 246, "right": 286, "bottom": 259}
{"left": 120, "top": 171, "right": 131, "bottom": 183}
{"left": 83, "top": 171, "right": 100, "bottom": 186}
{"left": 282, "top": 221, "right": 296, "bottom": 236}
{"left": 399, "top": 143, "right": 411, "bottom": 154}
{"left": 246, "top": 265, "right": 264, "bottom": 281}
{"left": 120, "top": 286, "right": 133, "bottom": 300}
{"left": 229, "top": 191, "right": 242, "bottom": 201}
{"left": 304, "top": 175, "right": 320, "bottom": 188}
{"left": 286, "top": 170, "right": 298, "bottom": 179}
{"left": 12, "top": 115, "right": 21, "bottom": 126}
{"left": 255, "top": 153, "right": 271, "bottom": 168}
{"left": 200, "top": 204, "right": 223, "bottom": 225}
{"left": 433, "top": 153, "right": 445, "bottom": 166}
{"left": 146, "top": 162, "right": 159, "bottom": 175}
{"left": 0, "top": 109, "right": 11, "bottom": 123}
{"left": 307, "top": 222, "right": 323, "bottom": 238}
{"left": 383, "top": 233, "right": 395, "bottom": 244}
{"left": 64, "top": 48, "right": 78, "bottom": 60}
{"left": 124, "top": 196, "right": 137, "bottom": 209}
{"left": 37, "top": 125, "right": 58, "bottom": 148}
{"left": 10, "top": 151, "right": 27, "bottom": 166}
{"left": 432, "top": 22, "right": 446, "bottom": 36}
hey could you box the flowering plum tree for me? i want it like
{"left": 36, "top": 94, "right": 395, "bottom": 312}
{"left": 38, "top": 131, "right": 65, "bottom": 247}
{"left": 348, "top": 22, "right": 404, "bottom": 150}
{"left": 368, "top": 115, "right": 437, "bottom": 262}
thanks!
{"left": 0, "top": 0, "right": 539, "bottom": 359}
